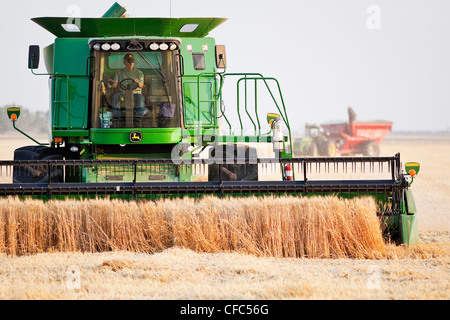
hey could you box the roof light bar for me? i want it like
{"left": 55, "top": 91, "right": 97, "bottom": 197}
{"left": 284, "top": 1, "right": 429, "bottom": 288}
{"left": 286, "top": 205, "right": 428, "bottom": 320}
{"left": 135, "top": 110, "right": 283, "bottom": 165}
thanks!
{"left": 91, "top": 41, "right": 180, "bottom": 52}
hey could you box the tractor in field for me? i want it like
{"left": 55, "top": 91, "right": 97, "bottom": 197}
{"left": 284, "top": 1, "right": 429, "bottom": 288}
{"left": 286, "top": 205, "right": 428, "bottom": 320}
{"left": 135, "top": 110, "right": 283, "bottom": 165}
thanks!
{"left": 1, "top": 3, "right": 420, "bottom": 245}
{"left": 294, "top": 108, "right": 392, "bottom": 157}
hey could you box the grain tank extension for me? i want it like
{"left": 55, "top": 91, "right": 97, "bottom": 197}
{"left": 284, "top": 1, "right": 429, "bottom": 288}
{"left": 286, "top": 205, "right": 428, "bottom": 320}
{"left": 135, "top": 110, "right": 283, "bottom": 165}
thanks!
{"left": 0, "top": 3, "right": 420, "bottom": 245}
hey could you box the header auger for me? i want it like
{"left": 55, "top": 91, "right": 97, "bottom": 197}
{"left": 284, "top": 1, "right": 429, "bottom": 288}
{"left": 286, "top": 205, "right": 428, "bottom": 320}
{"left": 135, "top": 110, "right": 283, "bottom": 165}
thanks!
{"left": 1, "top": 3, "right": 420, "bottom": 245}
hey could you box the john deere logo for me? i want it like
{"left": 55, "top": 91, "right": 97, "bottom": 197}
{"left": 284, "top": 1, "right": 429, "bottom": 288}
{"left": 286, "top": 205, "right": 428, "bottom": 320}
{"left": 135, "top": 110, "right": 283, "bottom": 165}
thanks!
{"left": 130, "top": 131, "right": 143, "bottom": 143}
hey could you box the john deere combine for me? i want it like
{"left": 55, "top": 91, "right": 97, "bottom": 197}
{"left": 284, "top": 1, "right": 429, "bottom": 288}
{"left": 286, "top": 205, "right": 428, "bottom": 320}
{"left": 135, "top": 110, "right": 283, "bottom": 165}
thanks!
{"left": 0, "top": 3, "right": 420, "bottom": 245}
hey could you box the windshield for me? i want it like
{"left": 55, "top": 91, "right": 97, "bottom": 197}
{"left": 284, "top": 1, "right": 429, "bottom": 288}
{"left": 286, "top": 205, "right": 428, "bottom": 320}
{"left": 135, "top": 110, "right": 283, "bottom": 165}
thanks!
{"left": 91, "top": 50, "right": 181, "bottom": 129}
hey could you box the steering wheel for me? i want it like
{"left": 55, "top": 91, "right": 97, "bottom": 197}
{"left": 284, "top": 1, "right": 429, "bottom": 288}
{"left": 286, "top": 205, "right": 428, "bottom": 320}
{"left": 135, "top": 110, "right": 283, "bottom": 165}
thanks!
{"left": 119, "top": 78, "right": 140, "bottom": 91}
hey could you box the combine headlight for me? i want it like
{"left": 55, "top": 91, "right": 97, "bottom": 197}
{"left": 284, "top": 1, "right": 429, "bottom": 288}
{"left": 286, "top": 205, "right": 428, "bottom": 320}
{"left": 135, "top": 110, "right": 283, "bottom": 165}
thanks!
{"left": 101, "top": 43, "right": 111, "bottom": 51}
{"left": 159, "top": 43, "right": 169, "bottom": 51}
{"left": 111, "top": 43, "right": 121, "bottom": 51}
{"left": 70, "top": 146, "right": 79, "bottom": 153}
{"left": 150, "top": 43, "right": 159, "bottom": 51}
{"left": 169, "top": 43, "right": 178, "bottom": 51}
{"left": 93, "top": 43, "right": 101, "bottom": 51}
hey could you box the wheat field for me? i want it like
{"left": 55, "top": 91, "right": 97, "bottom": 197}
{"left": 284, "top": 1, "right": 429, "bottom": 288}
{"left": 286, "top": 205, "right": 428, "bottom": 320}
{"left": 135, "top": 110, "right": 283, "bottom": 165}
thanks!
{"left": 0, "top": 134, "right": 449, "bottom": 299}
{"left": 0, "top": 196, "right": 387, "bottom": 259}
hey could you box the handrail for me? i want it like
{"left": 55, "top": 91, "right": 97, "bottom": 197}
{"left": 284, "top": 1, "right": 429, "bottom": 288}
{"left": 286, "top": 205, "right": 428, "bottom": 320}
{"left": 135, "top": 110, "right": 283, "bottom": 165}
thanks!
{"left": 31, "top": 63, "right": 72, "bottom": 130}
{"left": 189, "top": 72, "right": 290, "bottom": 131}
{"left": 243, "top": 75, "right": 257, "bottom": 132}
{"left": 229, "top": 73, "right": 290, "bottom": 131}
{"left": 53, "top": 74, "right": 88, "bottom": 130}
{"left": 184, "top": 72, "right": 293, "bottom": 155}
{"left": 32, "top": 67, "right": 87, "bottom": 131}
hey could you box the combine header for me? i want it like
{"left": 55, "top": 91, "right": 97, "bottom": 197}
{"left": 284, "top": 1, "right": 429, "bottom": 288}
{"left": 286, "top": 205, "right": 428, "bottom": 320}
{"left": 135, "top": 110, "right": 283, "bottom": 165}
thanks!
{"left": 0, "top": 3, "right": 420, "bottom": 245}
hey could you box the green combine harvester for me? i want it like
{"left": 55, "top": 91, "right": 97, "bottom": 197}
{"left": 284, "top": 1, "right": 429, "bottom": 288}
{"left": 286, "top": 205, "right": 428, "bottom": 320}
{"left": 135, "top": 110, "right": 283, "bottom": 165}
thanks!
{"left": 0, "top": 3, "right": 420, "bottom": 245}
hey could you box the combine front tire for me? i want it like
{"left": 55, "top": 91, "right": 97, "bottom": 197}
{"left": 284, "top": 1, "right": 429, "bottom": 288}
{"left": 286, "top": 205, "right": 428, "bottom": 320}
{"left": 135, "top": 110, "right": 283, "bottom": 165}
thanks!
{"left": 208, "top": 145, "right": 259, "bottom": 181}
{"left": 13, "top": 146, "right": 64, "bottom": 183}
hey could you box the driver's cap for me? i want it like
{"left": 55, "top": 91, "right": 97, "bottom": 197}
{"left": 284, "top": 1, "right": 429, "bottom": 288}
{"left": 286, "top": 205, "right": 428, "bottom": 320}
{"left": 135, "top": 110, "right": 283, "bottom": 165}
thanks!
{"left": 124, "top": 54, "right": 135, "bottom": 63}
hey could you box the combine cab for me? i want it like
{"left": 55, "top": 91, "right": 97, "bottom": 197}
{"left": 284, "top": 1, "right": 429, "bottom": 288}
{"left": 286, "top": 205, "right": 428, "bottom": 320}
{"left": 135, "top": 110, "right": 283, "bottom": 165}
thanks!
{"left": 0, "top": 3, "right": 419, "bottom": 245}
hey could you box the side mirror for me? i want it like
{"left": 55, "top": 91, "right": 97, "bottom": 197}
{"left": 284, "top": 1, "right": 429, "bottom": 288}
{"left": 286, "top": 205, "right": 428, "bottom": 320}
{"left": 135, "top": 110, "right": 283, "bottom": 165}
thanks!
{"left": 215, "top": 45, "right": 227, "bottom": 69}
{"left": 7, "top": 107, "right": 21, "bottom": 121}
{"left": 28, "top": 45, "right": 40, "bottom": 69}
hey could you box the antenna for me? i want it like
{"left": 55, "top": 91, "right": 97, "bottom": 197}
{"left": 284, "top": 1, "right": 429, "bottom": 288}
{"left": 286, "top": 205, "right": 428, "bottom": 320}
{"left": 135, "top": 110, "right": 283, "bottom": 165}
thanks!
{"left": 169, "top": 0, "right": 172, "bottom": 37}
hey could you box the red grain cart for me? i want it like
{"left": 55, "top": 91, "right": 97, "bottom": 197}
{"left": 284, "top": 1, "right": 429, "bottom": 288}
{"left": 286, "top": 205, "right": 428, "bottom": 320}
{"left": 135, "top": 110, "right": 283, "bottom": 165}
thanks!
{"left": 320, "top": 108, "right": 392, "bottom": 156}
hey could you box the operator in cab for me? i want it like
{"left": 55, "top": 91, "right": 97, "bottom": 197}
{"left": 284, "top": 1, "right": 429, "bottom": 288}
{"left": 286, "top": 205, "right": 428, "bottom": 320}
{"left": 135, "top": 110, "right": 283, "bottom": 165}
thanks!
{"left": 108, "top": 53, "right": 145, "bottom": 127}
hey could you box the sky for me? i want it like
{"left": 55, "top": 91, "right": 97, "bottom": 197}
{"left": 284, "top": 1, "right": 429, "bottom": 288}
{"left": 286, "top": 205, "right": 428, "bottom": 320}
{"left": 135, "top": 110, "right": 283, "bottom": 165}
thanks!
{"left": 0, "top": 0, "right": 449, "bottom": 132}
